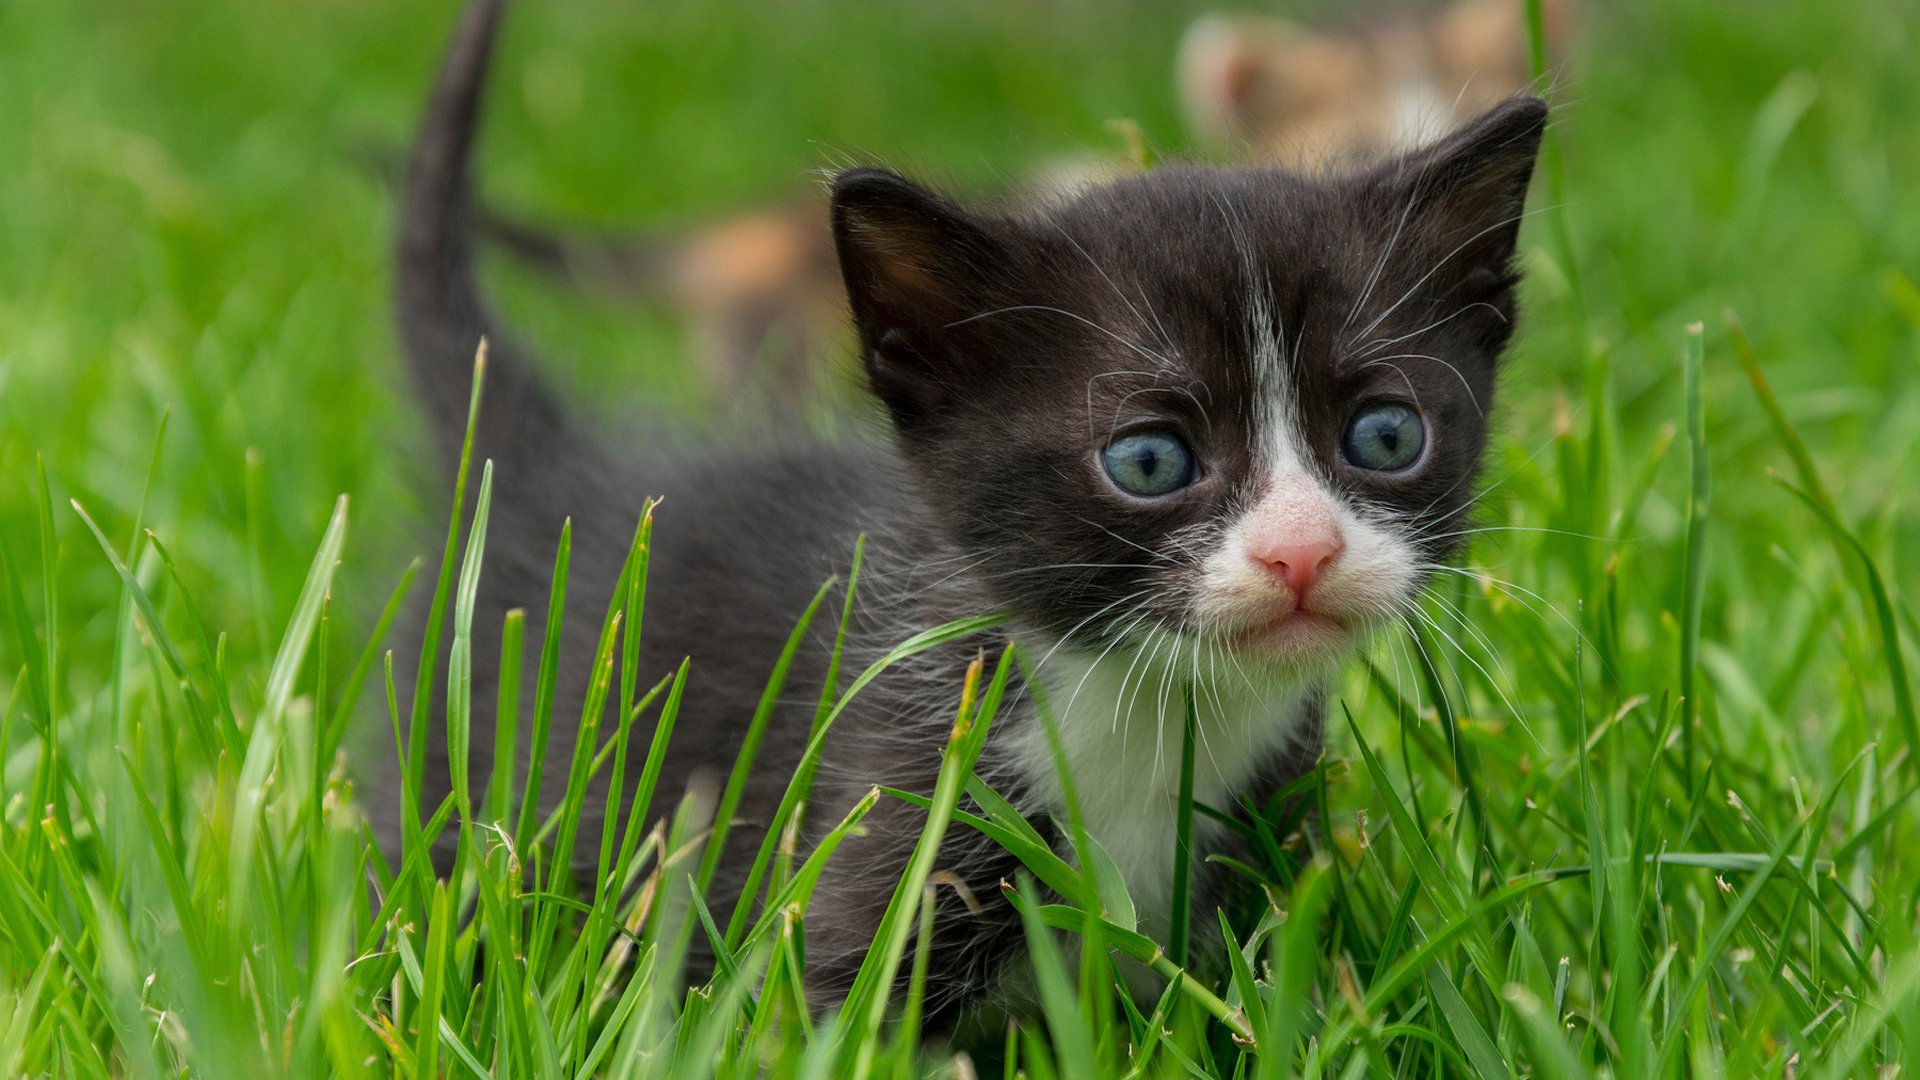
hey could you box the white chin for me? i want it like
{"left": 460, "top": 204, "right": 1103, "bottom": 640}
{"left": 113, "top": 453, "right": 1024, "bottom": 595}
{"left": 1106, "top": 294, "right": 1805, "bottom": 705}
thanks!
{"left": 1225, "top": 611, "right": 1359, "bottom": 668}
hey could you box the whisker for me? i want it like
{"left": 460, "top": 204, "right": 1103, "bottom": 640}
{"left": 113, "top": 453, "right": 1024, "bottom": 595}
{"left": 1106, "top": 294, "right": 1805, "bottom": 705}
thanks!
{"left": 1355, "top": 352, "right": 1482, "bottom": 416}
{"left": 1072, "top": 515, "right": 1175, "bottom": 562}
{"left": 1353, "top": 302, "right": 1506, "bottom": 360}
{"left": 1044, "top": 218, "right": 1179, "bottom": 358}
{"left": 946, "top": 304, "right": 1173, "bottom": 369}
{"left": 1349, "top": 205, "right": 1557, "bottom": 343}
{"left": 1344, "top": 164, "right": 1430, "bottom": 331}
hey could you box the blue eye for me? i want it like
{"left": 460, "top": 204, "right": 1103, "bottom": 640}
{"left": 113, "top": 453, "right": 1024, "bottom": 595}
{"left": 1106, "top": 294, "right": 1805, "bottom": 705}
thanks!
{"left": 1342, "top": 404, "right": 1426, "bottom": 472}
{"left": 1102, "top": 431, "right": 1196, "bottom": 497}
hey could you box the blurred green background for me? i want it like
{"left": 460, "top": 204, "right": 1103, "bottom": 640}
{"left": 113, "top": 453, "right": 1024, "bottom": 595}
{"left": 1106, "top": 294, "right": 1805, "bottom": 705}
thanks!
{"left": 0, "top": 0, "right": 1915, "bottom": 716}
{"left": 4, "top": 2, "right": 1920, "bottom": 1072}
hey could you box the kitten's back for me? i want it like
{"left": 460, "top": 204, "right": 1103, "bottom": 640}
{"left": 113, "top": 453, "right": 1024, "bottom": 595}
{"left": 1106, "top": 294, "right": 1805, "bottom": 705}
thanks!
{"left": 382, "top": 0, "right": 903, "bottom": 890}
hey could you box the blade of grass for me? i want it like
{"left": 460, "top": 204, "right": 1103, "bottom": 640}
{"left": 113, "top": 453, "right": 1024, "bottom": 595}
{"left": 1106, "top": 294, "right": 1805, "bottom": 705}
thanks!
{"left": 840, "top": 649, "right": 1010, "bottom": 1078}
{"left": 447, "top": 461, "right": 494, "bottom": 822}
{"left": 696, "top": 575, "right": 836, "bottom": 895}
{"left": 1169, "top": 680, "right": 1197, "bottom": 970}
{"left": 407, "top": 343, "right": 487, "bottom": 854}
{"left": 488, "top": 608, "right": 525, "bottom": 826}
{"left": 723, "top": 610, "right": 1007, "bottom": 948}
{"left": 514, "top": 518, "right": 572, "bottom": 855}
{"left": 1679, "top": 321, "right": 1709, "bottom": 785}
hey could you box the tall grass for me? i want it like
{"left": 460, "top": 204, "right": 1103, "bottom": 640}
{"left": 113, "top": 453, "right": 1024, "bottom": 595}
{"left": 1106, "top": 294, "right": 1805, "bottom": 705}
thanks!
{"left": 8, "top": 275, "right": 1920, "bottom": 1080}
{"left": 2, "top": 0, "right": 1919, "bottom": 1075}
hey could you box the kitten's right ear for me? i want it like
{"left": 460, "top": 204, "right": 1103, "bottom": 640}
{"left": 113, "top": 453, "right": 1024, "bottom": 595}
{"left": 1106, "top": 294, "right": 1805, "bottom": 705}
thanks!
{"left": 832, "top": 168, "right": 1004, "bottom": 422}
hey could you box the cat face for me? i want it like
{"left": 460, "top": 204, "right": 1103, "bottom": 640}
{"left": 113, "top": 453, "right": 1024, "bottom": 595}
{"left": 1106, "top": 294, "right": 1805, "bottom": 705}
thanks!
{"left": 833, "top": 98, "right": 1545, "bottom": 675}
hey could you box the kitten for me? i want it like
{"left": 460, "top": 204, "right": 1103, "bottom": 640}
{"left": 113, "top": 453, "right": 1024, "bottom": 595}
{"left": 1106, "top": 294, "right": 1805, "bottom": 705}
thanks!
{"left": 381, "top": 0, "right": 1545, "bottom": 1025}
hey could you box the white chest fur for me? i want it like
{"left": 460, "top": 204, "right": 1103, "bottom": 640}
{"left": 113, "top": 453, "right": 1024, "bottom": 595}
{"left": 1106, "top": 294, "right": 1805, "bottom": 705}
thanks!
{"left": 993, "top": 639, "right": 1319, "bottom": 938}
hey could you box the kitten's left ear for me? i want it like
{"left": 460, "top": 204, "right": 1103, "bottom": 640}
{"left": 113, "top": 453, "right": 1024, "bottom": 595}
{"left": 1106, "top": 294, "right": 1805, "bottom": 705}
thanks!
{"left": 1373, "top": 96, "right": 1547, "bottom": 322}
{"left": 832, "top": 168, "right": 1009, "bottom": 425}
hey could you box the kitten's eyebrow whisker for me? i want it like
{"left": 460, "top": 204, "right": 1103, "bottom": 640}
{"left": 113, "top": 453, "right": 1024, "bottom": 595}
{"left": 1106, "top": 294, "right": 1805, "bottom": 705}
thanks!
{"left": 1353, "top": 301, "right": 1506, "bottom": 359}
{"left": 1345, "top": 162, "right": 1433, "bottom": 332}
{"left": 1107, "top": 383, "right": 1212, "bottom": 439}
{"left": 1354, "top": 352, "right": 1482, "bottom": 416}
{"left": 1086, "top": 368, "right": 1164, "bottom": 430}
{"left": 946, "top": 304, "right": 1172, "bottom": 369}
{"left": 1044, "top": 219, "right": 1179, "bottom": 357}
{"left": 1353, "top": 359, "right": 1426, "bottom": 415}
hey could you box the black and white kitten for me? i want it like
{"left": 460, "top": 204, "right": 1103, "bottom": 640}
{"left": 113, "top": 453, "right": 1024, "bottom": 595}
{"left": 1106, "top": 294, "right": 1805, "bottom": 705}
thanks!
{"left": 381, "top": 0, "right": 1544, "bottom": 1025}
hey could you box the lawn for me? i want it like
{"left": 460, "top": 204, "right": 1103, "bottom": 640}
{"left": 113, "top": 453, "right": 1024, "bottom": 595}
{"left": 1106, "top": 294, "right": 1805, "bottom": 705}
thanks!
{"left": 1, "top": 0, "right": 1918, "bottom": 1075}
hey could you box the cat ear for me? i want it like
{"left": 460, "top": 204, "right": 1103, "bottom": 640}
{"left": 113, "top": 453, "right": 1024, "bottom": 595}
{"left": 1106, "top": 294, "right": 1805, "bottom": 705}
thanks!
{"left": 1382, "top": 96, "right": 1543, "bottom": 263}
{"left": 1371, "top": 97, "right": 1547, "bottom": 345}
{"left": 832, "top": 168, "right": 1007, "bottom": 422}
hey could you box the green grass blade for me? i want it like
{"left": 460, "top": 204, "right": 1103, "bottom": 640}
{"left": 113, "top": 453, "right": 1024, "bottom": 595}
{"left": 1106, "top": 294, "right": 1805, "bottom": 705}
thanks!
{"left": 696, "top": 575, "right": 835, "bottom": 895}
{"left": 1678, "top": 321, "right": 1710, "bottom": 784}
{"left": 722, "top": 611, "right": 1007, "bottom": 948}
{"left": 489, "top": 607, "right": 525, "bottom": 826}
{"left": 1169, "top": 680, "right": 1197, "bottom": 969}
{"left": 448, "top": 461, "right": 494, "bottom": 822}
{"left": 514, "top": 518, "right": 572, "bottom": 855}
{"left": 840, "top": 649, "right": 1011, "bottom": 1077}
{"left": 407, "top": 344, "right": 488, "bottom": 850}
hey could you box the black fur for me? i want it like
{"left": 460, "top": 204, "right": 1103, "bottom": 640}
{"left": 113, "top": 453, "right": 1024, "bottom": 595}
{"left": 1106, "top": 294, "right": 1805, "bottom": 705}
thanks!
{"left": 380, "top": 0, "right": 1543, "bottom": 1026}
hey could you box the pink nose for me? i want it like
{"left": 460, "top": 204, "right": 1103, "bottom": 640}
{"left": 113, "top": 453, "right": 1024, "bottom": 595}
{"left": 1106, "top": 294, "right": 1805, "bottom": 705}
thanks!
{"left": 1250, "top": 539, "right": 1342, "bottom": 598}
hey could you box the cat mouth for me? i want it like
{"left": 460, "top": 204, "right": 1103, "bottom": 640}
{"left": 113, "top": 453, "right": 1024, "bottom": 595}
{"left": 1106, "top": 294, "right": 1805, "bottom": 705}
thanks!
{"left": 1229, "top": 608, "right": 1351, "bottom": 657}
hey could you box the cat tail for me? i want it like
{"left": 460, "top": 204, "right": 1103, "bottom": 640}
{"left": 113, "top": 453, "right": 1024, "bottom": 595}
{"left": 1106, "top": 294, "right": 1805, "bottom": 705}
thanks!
{"left": 397, "top": 0, "right": 571, "bottom": 474}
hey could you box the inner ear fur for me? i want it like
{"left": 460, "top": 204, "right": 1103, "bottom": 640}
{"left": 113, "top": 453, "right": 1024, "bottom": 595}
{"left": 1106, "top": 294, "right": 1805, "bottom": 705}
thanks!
{"left": 831, "top": 168, "right": 1011, "bottom": 420}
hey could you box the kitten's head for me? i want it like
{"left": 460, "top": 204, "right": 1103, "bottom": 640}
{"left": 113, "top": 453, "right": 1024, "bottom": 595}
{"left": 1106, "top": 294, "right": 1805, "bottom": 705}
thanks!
{"left": 832, "top": 98, "right": 1545, "bottom": 676}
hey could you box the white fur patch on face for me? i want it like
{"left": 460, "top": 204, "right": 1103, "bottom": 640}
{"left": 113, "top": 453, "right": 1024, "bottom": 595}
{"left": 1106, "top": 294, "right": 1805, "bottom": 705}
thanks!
{"left": 1189, "top": 473, "right": 1421, "bottom": 655}
{"left": 1203, "top": 279, "right": 1423, "bottom": 661}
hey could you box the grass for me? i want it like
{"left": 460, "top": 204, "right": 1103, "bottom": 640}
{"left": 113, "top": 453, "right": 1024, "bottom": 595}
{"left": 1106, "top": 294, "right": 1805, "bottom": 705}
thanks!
{"left": 2, "top": 0, "right": 1919, "bottom": 1074}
